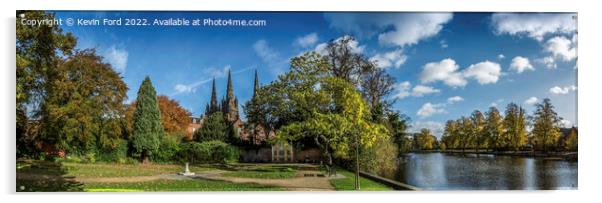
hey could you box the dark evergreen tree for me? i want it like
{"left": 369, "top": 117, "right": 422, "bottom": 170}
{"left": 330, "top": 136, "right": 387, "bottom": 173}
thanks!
{"left": 195, "top": 112, "right": 228, "bottom": 142}
{"left": 131, "top": 76, "right": 164, "bottom": 163}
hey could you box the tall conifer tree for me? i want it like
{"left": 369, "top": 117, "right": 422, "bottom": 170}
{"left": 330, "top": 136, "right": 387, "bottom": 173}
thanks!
{"left": 131, "top": 76, "right": 164, "bottom": 163}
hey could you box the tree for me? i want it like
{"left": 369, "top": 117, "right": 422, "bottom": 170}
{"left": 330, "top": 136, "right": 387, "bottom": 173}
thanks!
{"left": 361, "top": 67, "right": 396, "bottom": 114}
{"left": 442, "top": 120, "right": 460, "bottom": 150}
{"left": 564, "top": 127, "right": 578, "bottom": 151}
{"left": 277, "top": 77, "right": 388, "bottom": 169}
{"left": 39, "top": 49, "right": 127, "bottom": 154}
{"left": 17, "top": 11, "right": 77, "bottom": 156}
{"left": 458, "top": 117, "right": 473, "bottom": 152}
{"left": 470, "top": 110, "right": 486, "bottom": 152}
{"left": 195, "top": 112, "right": 228, "bottom": 142}
{"left": 484, "top": 106, "right": 504, "bottom": 151}
{"left": 503, "top": 103, "right": 528, "bottom": 151}
{"left": 127, "top": 95, "right": 191, "bottom": 138}
{"left": 131, "top": 76, "right": 165, "bottom": 163}
{"left": 416, "top": 128, "right": 436, "bottom": 150}
{"left": 532, "top": 98, "right": 562, "bottom": 152}
{"left": 323, "top": 35, "right": 372, "bottom": 85}
{"left": 387, "top": 112, "right": 412, "bottom": 155}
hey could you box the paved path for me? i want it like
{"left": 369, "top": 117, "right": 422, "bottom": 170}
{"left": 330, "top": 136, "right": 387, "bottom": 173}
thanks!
{"left": 195, "top": 170, "right": 340, "bottom": 191}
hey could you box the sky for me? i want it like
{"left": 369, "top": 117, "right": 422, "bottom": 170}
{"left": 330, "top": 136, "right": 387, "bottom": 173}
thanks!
{"left": 53, "top": 11, "right": 578, "bottom": 138}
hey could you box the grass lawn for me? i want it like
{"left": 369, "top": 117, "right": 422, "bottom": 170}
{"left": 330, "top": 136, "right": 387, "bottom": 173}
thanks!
{"left": 329, "top": 170, "right": 392, "bottom": 191}
{"left": 62, "top": 162, "right": 214, "bottom": 178}
{"left": 83, "top": 179, "right": 283, "bottom": 192}
{"left": 222, "top": 164, "right": 298, "bottom": 179}
{"left": 16, "top": 160, "right": 281, "bottom": 192}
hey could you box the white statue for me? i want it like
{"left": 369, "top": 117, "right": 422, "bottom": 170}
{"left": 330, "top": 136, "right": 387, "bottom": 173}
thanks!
{"left": 179, "top": 162, "right": 195, "bottom": 176}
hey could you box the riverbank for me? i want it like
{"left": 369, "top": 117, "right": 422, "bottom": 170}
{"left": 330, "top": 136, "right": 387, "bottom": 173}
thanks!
{"left": 414, "top": 150, "right": 578, "bottom": 161}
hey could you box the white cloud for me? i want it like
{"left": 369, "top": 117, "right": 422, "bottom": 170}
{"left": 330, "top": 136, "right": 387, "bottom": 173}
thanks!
{"left": 440, "top": 40, "right": 448, "bottom": 48}
{"left": 498, "top": 54, "right": 505, "bottom": 60}
{"left": 463, "top": 61, "right": 502, "bottom": 84}
{"left": 392, "top": 81, "right": 412, "bottom": 99}
{"left": 295, "top": 32, "right": 319, "bottom": 48}
{"left": 420, "top": 58, "right": 467, "bottom": 87}
{"left": 378, "top": 13, "right": 453, "bottom": 47}
{"left": 560, "top": 119, "right": 572, "bottom": 128}
{"left": 314, "top": 35, "right": 365, "bottom": 56}
{"left": 409, "top": 121, "right": 445, "bottom": 138}
{"left": 411, "top": 85, "right": 440, "bottom": 97}
{"left": 104, "top": 46, "right": 128, "bottom": 73}
{"left": 447, "top": 96, "right": 464, "bottom": 104}
{"left": 535, "top": 56, "right": 557, "bottom": 69}
{"left": 509, "top": 56, "right": 534, "bottom": 73}
{"left": 491, "top": 13, "right": 576, "bottom": 41}
{"left": 324, "top": 13, "right": 452, "bottom": 47}
{"left": 524, "top": 97, "right": 539, "bottom": 105}
{"left": 417, "top": 102, "right": 446, "bottom": 118}
{"left": 370, "top": 49, "right": 407, "bottom": 69}
{"left": 253, "top": 39, "right": 279, "bottom": 63}
{"left": 172, "top": 65, "right": 239, "bottom": 95}
{"left": 544, "top": 36, "right": 577, "bottom": 62}
{"left": 549, "top": 85, "right": 577, "bottom": 95}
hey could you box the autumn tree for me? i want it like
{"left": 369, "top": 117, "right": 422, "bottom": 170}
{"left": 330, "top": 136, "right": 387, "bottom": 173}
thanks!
{"left": 484, "top": 106, "right": 504, "bottom": 151}
{"left": 532, "top": 98, "right": 562, "bottom": 152}
{"left": 503, "top": 103, "right": 528, "bottom": 151}
{"left": 131, "top": 76, "right": 165, "bottom": 163}
{"left": 441, "top": 120, "right": 460, "bottom": 150}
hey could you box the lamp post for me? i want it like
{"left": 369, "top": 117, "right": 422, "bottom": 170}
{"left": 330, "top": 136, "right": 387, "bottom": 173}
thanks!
{"left": 355, "top": 132, "right": 360, "bottom": 190}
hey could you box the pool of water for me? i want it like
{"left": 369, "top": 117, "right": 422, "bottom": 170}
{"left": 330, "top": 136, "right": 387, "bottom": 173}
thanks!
{"left": 384, "top": 152, "right": 577, "bottom": 190}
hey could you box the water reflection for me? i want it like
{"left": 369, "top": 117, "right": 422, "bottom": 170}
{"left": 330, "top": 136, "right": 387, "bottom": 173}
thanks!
{"left": 387, "top": 153, "right": 577, "bottom": 190}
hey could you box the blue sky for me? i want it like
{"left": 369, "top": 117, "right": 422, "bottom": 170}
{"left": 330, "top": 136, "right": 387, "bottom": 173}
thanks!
{"left": 53, "top": 11, "right": 577, "bottom": 137}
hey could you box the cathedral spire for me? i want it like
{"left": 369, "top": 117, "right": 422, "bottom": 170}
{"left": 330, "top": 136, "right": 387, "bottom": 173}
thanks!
{"left": 253, "top": 69, "right": 259, "bottom": 98}
{"left": 226, "top": 69, "right": 233, "bottom": 101}
{"left": 209, "top": 77, "right": 218, "bottom": 114}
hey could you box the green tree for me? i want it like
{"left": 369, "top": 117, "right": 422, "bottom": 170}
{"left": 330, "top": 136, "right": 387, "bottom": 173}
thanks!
{"left": 458, "top": 117, "right": 473, "bottom": 152}
{"left": 277, "top": 77, "right": 388, "bottom": 167}
{"left": 484, "top": 106, "right": 504, "bottom": 151}
{"left": 503, "top": 103, "right": 528, "bottom": 151}
{"left": 532, "top": 98, "right": 562, "bottom": 152}
{"left": 470, "top": 110, "right": 486, "bottom": 152}
{"left": 131, "top": 76, "right": 165, "bottom": 163}
{"left": 39, "top": 49, "right": 127, "bottom": 154}
{"left": 195, "top": 112, "right": 228, "bottom": 142}
{"left": 416, "top": 128, "right": 436, "bottom": 150}
{"left": 442, "top": 120, "right": 460, "bottom": 150}
{"left": 16, "top": 11, "right": 77, "bottom": 157}
{"left": 564, "top": 127, "right": 578, "bottom": 151}
{"left": 387, "top": 111, "right": 412, "bottom": 155}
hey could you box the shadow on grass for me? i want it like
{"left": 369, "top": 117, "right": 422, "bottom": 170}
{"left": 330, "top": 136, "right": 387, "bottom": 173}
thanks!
{"left": 16, "top": 160, "right": 84, "bottom": 192}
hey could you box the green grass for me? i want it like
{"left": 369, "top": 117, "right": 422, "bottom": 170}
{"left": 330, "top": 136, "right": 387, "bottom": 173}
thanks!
{"left": 329, "top": 170, "right": 393, "bottom": 191}
{"left": 62, "top": 162, "right": 214, "bottom": 178}
{"left": 222, "top": 165, "right": 298, "bottom": 179}
{"left": 17, "top": 160, "right": 273, "bottom": 192}
{"left": 83, "top": 179, "right": 284, "bottom": 192}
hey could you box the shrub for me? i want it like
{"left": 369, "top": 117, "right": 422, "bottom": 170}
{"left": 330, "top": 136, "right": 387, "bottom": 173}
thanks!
{"left": 177, "top": 141, "right": 239, "bottom": 164}
{"left": 151, "top": 135, "right": 180, "bottom": 163}
{"left": 97, "top": 139, "right": 129, "bottom": 162}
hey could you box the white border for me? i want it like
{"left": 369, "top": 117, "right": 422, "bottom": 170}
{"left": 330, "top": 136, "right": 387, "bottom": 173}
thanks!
{"left": 2, "top": 1, "right": 600, "bottom": 203}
